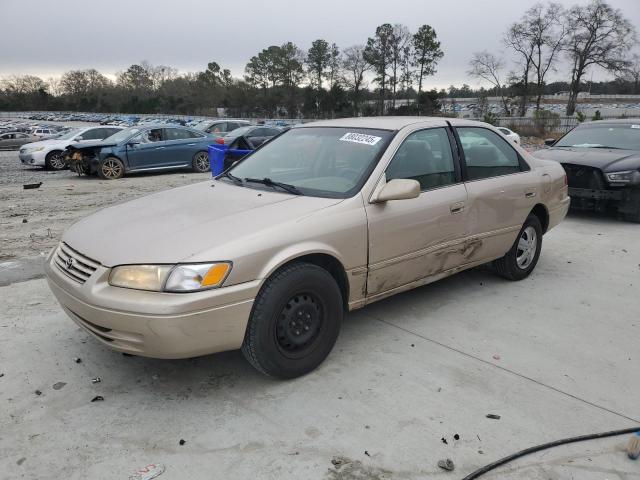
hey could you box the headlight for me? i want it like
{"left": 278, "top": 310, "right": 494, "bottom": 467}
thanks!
{"left": 606, "top": 170, "right": 640, "bottom": 184}
{"left": 108, "top": 263, "right": 231, "bottom": 292}
{"left": 26, "top": 146, "right": 44, "bottom": 153}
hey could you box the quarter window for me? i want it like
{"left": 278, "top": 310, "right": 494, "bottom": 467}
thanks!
{"left": 386, "top": 128, "right": 457, "bottom": 191}
{"left": 457, "top": 127, "right": 524, "bottom": 180}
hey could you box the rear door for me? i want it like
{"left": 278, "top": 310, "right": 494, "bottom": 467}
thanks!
{"left": 163, "top": 128, "right": 203, "bottom": 166}
{"left": 126, "top": 128, "right": 167, "bottom": 169}
{"left": 454, "top": 126, "right": 538, "bottom": 263}
{"left": 365, "top": 127, "right": 469, "bottom": 299}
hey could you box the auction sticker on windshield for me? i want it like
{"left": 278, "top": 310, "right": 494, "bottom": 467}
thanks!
{"left": 339, "top": 132, "right": 382, "bottom": 146}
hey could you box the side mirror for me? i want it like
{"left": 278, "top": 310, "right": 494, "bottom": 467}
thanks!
{"left": 372, "top": 179, "right": 420, "bottom": 203}
{"left": 74, "top": 136, "right": 83, "bottom": 142}
{"left": 127, "top": 141, "right": 139, "bottom": 147}
{"left": 544, "top": 138, "right": 556, "bottom": 146}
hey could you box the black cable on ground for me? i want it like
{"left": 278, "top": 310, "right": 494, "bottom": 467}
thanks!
{"left": 461, "top": 426, "right": 640, "bottom": 480}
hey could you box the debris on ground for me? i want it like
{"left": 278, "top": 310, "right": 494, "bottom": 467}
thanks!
{"left": 23, "top": 182, "right": 42, "bottom": 190}
{"left": 90, "top": 395, "right": 104, "bottom": 402}
{"left": 52, "top": 382, "right": 66, "bottom": 390}
{"left": 22, "top": 218, "right": 27, "bottom": 223}
{"left": 437, "top": 458, "right": 455, "bottom": 471}
{"left": 492, "top": 354, "right": 501, "bottom": 360}
{"left": 627, "top": 431, "right": 640, "bottom": 460}
{"left": 91, "top": 377, "right": 101, "bottom": 384}
{"left": 441, "top": 437, "right": 448, "bottom": 444}
{"left": 34, "top": 390, "right": 42, "bottom": 396}
{"left": 16, "top": 457, "right": 26, "bottom": 466}
{"left": 0, "top": 373, "right": 4, "bottom": 378}
{"left": 331, "top": 457, "right": 345, "bottom": 468}
{"left": 73, "top": 357, "right": 82, "bottom": 364}
{"left": 179, "top": 439, "right": 186, "bottom": 446}
{"left": 486, "top": 414, "right": 501, "bottom": 420}
{"left": 454, "top": 434, "right": 460, "bottom": 440}
{"left": 128, "top": 463, "right": 165, "bottom": 480}
{"left": 364, "top": 450, "right": 370, "bottom": 457}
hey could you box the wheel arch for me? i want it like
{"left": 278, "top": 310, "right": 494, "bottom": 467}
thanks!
{"left": 260, "top": 251, "right": 350, "bottom": 312}
{"left": 529, "top": 203, "right": 549, "bottom": 234}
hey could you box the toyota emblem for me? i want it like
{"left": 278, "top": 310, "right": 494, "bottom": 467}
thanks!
{"left": 66, "top": 257, "right": 74, "bottom": 269}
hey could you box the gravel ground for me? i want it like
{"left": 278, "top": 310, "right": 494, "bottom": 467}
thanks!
{"left": 0, "top": 150, "right": 210, "bottom": 263}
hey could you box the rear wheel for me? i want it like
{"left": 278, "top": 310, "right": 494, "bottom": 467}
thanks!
{"left": 493, "top": 215, "right": 542, "bottom": 281}
{"left": 192, "top": 151, "right": 210, "bottom": 173}
{"left": 241, "top": 263, "right": 343, "bottom": 378}
{"left": 98, "top": 157, "right": 125, "bottom": 180}
{"left": 45, "top": 150, "right": 65, "bottom": 170}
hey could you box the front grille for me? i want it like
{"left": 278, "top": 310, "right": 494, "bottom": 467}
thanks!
{"left": 53, "top": 242, "right": 100, "bottom": 284}
{"left": 562, "top": 163, "right": 605, "bottom": 190}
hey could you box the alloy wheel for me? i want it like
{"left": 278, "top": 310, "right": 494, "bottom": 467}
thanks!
{"left": 101, "top": 159, "right": 122, "bottom": 179}
{"left": 516, "top": 226, "right": 537, "bottom": 270}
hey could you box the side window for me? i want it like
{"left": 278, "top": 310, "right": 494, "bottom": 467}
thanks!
{"left": 247, "top": 128, "right": 264, "bottom": 137}
{"left": 457, "top": 128, "right": 523, "bottom": 180}
{"left": 104, "top": 128, "right": 120, "bottom": 138}
{"left": 81, "top": 129, "right": 103, "bottom": 140}
{"left": 386, "top": 128, "right": 457, "bottom": 191}
{"left": 207, "top": 122, "right": 227, "bottom": 134}
{"left": 164, "top": 128, "right": 192, "bottom": 141}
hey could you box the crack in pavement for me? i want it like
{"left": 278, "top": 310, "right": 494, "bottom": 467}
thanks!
{"left": 369, "top": 314, "right": 640, "bottom": 425}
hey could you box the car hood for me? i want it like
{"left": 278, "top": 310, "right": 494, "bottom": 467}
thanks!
{"left": 21, "top": 138, "right": 67, "bottom": 150}
{"left": 66, "top": 140, "right": 119, "bottom": 151}
{"left": 534, "top": 147, "right": 640, "bottom": 172}
{"left": 62, "top": 180, "right": 342, "bottom": 267}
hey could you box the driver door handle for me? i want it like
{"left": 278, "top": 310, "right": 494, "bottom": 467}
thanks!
{"left": 450, "top": 201, "right": 465, "bottom": 214}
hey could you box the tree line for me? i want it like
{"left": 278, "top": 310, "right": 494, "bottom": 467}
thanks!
{"left": 0, "top": 23, "right": 444, "bottom": 118}
{"left": 469, "top": 0, "right": 638, "bottom": 116}
{"left": 0, "top": 0, "right": 638, "bottom": 119}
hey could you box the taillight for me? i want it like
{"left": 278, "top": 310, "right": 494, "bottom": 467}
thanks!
{"left": 215, "top": 137, "right": 224, "bottom": 144}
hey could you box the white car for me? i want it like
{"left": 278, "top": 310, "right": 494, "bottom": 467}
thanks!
{"left": 19, "top": 126, "right": 123, "bottom": 170}
{"left": 31, "top": 127, "right": 58, "bottom": 138}
{"left": 497, "top": 127, "right": 521, "bottom": 145}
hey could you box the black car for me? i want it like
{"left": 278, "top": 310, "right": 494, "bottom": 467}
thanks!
{"left": 535, "top": 120, "right": 640, "bottom": 222}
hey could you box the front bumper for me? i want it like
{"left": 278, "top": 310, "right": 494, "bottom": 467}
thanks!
{"left": 19, "top": 151, "right": 45, "bottom": 166}
{"left": 568, "top": 187, "right": 623, "bottom": 201}
{"left": 45, "top": 247, "right": 260, "bottom": 359}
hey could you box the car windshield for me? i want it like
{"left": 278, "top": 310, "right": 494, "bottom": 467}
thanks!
{"left": 555, "top": 124, "right": 640, "bottom": 150}
{"left": 54, "top": 129, "right": 80, "bottom": 140}
{"left": 193, "top": 120, "right": 213, "bottom": 131}
{"left": 226, "top": 127, "right": 394, "bottom": 198}
{"left": 103, "top": 127, "right": 141, "bottom": 144}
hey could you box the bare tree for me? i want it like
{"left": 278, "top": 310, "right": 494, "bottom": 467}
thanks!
{"left": 342, "top": 45, "right": 370, "bottom": 115}
{"left": 504, "top": 19, "right": 536, "bottom": 116}
{"left": 468, "top": 51, "right": 511, "bottom": 116}
{"left": 564, "top": 0, "right": 637, "bottom": 115}
{"left": 616, "top": 53, "right": 640, "bottom": 93}
{"left": 389, "top": 24, "right": 410, "bottom": 109}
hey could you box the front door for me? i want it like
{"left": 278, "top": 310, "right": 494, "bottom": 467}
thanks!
{"left": 365, "top": 127, "right": 468, "bottom": 300}
{"left": 126, "top": 128, "right": 167, "bottom": 169}
{"left": 455, "top": 126, "right": 539, "bottom": 262}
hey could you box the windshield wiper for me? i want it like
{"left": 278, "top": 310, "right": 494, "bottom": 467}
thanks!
{"left": 244, "top": 177, "right": 302, "bottom": 195}
{"left": 588, "top": 145, "right": 625, "bottom": 150}
{"left": 218, "top": 171, "right": 243, "bottom": 185}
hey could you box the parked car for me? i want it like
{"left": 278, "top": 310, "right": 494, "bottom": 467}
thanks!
{"left": 0, "top": 132, "right": 39, "bottom": 150}
{"left": 31, "top": 127, "right": 57, "bottom": 138}
{"left": 497, "top": 127, "right": 521, "bottom": 145}
{"left": 194, "top": 119, "right": 251, "bottom": 137}
{"left": 535, "top": 119, "right": 640, "bottom": 222}
{"left": 19, "top": 126, "right": 124, "bottom": 170}
{"left": 64, "top": 125, "right": 214, "bottom": 179}
{"left": 45, "top": 117, "right": 569, "bottom": 378}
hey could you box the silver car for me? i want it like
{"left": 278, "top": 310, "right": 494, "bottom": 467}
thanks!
{"left": 46, "top": 117, "right": 569, "bottom": 378}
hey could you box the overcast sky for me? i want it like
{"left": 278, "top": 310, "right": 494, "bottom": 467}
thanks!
{"left": 2, "top": 0, "right": 639, "bottom": 89}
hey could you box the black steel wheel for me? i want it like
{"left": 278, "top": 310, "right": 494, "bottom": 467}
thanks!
{"left": 242, "top": 262, "right": 343, "bottom": 378}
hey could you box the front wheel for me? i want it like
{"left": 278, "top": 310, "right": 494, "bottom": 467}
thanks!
{"left": 192, "top": 151, "right": 210, "bottom": 173}
{"left": 493, "top": 215, "right": 542, "bottom": 281}
{"left": 241, "top": 263, "right": 343, "bottom": 378}
{"left": 45, "top": 150, "right": 66, "bottom": 170}
{"left": 98, "top": 157, "right": 125, "bottom": 180}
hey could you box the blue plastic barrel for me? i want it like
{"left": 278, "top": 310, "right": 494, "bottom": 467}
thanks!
{"left": 209, "top": 144, "right": 227, "bottom": 176}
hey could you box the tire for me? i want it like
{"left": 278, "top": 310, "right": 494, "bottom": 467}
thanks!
{"left": 44, "top": 150, "right": 65, "bottom": 170}
{"left": 493, "top": 215, "right": 543, "bottom": 281}
{"left": 98, "top": 157, "right": 125, "bottom": 180}
{"left": 192, "top": 151, "right": 210, "bottom": 173}
{"left": 241, "top": 262, "right": 343, "bottom": 379}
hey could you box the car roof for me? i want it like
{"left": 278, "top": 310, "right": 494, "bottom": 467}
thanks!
{"left": 296, "top": 116, "right": 491, "bottom": 130}
{"left": 577, "top": 118, "right": 640, "bottom": 126}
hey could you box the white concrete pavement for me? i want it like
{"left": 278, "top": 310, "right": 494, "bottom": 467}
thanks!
{"left": 0, "top": 213, "right": 639, "bottom": 480}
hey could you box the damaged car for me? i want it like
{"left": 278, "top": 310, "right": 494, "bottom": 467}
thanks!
{"left": 65, "top": 125, "right": 213, "bottom": 179}
{"left": 535, "top": 119, "right": 640, "bottom": 222}
{"left": 46, "top": 117, "right": 569, "bottom": 378}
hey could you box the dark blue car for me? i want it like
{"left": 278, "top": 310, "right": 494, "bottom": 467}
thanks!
{"left": 65, "top": 125, "right": 213, "bottom": 179}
